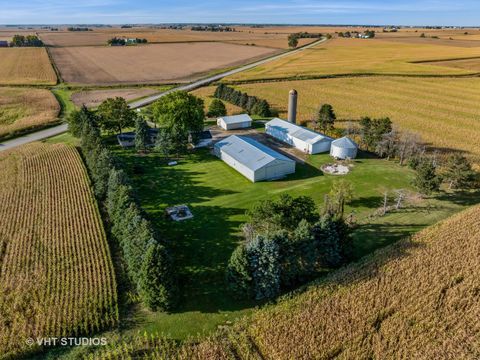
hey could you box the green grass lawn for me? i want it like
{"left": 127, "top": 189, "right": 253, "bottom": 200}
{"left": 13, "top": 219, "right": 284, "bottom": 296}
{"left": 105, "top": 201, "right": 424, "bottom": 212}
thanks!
{"left": 112, "top": 146, "right": 479, "bottom": 339}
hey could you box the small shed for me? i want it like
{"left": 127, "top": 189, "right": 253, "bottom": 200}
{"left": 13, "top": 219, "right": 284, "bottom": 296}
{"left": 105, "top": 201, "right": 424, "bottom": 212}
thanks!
{"left": 0, "top": 41, "right": 8, "bottom": 47}
{"left": 192, "top": 130, "right": 213, "bottom": 148}
{"left": 214, "top": 135, "right": 295, "bottom": 182}
{"left": 330, "top": 136, "right": 358, "bottom": 159}
{"left": 217, "top": 114, "right": 252, "bottom": 130}
{"left": 265, "top": 118, "right": 333, "bottom": 154}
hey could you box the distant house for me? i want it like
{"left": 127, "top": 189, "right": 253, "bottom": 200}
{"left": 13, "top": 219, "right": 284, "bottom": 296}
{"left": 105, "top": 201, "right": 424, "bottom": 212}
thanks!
{"left": 0, "top": 41, "right": 8, "bottom": 47}
{"left": 265, "top": 118, "right": 333, "bottom": 154}
{"left": 117, "top": 128, "right": 158, "bottom": 148}
{"left": 214, "top": 135, "right": 295, "bottom": 182}
{"left": 217, "top": 114, "right": 252, "bottom": 130}
{"left": 330, "top": 136, "right": 358, "bottom": 159}
{"left": 191, "top": 130, "right": 213, "bottom": 148}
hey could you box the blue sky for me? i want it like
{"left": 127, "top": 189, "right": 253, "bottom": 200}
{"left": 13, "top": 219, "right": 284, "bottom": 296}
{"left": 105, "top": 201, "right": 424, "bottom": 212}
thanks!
{"left": 0, "top": 0, "right": 479, "bottom": 26}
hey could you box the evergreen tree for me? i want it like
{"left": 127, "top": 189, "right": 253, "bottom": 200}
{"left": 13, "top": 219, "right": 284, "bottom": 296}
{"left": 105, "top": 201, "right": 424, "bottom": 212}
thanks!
{"left": 134, "top": 117, "right": 149, "bottom": 152}
{"left": 246, "top": 235, "right": 281, "bottom": 300}
{"left": 413, "top": 158, "right": 441, "bottom": 194}
{"left": 207, "top": 99, "right": 227, "bottom": 117}
{"left": 139, "top": 241, "right": 177, "bottom": 311}
{"left": 226, "top": 245, "right": 253, "bottom": 298}
{"left": 317, "top": 104, "right": 336, "bottom": 133}
{"left": 154, "top": 128, "right": 175, "bottom": 159}
{"left": 443, "top": 153, "right": 475, "bottom": 189}
{"left": 251, "top": 99, "right": 271, "bottom": 117}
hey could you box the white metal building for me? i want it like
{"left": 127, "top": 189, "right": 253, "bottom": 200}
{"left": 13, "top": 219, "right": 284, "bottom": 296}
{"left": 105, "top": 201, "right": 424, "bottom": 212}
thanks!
{"left": 217, "top": 114, "right": 252, "bottom": 130}
{"left": 214, "top": 135, "right": 295, "bottom": 182}
{"left": 330, "top": 136, "right": 358, "bottom": 159}
{"left": 265, "top": 118, "right": 333, "bottom": 154}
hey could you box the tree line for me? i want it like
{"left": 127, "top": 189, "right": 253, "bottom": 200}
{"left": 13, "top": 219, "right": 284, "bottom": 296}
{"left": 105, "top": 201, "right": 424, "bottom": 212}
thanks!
{"left": 191, "top": 26, "right": 236, "bottom": 32}
{"left": 287, "top": 32, "right": 323, "bottom": 48}
{"left": 10, "top": 34, "right": 43, "bottom": 47}
{"left": 67, "top": 27, "right": 92, "bottom": 31}
{"left": 227, "top": 187, "right": 354, "bottom": 300}
{"left": 107, "top": 37, "right": 148, "bottom": 46}
{"left": 214, "top": 84, "right": 273, "bottom": 117}
{"left": 67, "top": 106, "right": 177, "bottom": 311}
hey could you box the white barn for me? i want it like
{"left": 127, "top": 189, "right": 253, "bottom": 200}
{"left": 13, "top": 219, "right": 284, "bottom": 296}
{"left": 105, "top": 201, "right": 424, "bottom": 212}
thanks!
{"left": 214, "top": 135, "right": 295, "bottom": 182}
{"left": 217, "top": 114, "right": 252, "bottom": 130}
{"left": 330, "top": 136, "right": 358, "bottom": 159}
{"left": 265, "top": 118, "right": 333, "bottom": 154}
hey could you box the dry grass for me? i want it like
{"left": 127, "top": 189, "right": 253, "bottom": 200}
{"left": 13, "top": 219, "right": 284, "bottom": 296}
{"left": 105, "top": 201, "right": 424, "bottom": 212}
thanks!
{"left": 220, "top": 77, "right": 480, "bottom": 163}
{"left": 0, "top": 87, "right": 60, "bottom": 139}
{"left": 191, "top": 86, "right": 244, "bottom": 115}
{"left": 50, "top": 43, "right": 279, "bottom": 85}
{"left": 0, "top": 48, "right": 57, "bottom": 85}
{"left": 0, "top": 143, "right": 118, "bottom": 358}
{"left": 225, "top": 38, "right": 480, "bottom": 81}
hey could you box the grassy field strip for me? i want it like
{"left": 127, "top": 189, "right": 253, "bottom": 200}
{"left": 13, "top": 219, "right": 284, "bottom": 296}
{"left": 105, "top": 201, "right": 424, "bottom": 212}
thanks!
{"left": 226, "top": 77, "right": 480, "bottom": 162}
{"left": 0, "top": 143, "right": 117, "bottom": 358}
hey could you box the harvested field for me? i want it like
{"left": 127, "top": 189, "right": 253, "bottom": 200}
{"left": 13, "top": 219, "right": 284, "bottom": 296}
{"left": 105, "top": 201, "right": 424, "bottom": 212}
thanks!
{"left": 191, "top": 86, "right": 243, "bottom": 116}
{"left": 71, "top": 88, "right": 160, "bottom": 108}
{"left": 0, "top": 48, "right": 57, "bottom": 85}
{"left": 50, "top": 43, "right": 279, "bottom": 85}
{"left": 0, "top": 143, "right": 117, "bottom": 358}
{"left": 225, "top": 37, "right": 316, "bottom": 49}
{"left": 217, "top": 76, "right": 480, "bottom": 162}
{"left": 0, "top": 87, "right": 60, "bottom": 139}
{"left": 225, "top": 38, "right": 480, "bottom": 81}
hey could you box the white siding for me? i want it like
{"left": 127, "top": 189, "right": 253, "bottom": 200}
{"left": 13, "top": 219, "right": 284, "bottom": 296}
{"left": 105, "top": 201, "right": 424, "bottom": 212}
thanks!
{"left": 217, "top": 150, "right": 255, "bottom": 181}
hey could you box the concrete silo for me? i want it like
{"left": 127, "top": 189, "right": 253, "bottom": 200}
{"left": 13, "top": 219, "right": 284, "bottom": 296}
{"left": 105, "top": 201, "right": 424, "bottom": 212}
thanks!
{"left": 287, "top": 89, "right": 297, "bottom": 124}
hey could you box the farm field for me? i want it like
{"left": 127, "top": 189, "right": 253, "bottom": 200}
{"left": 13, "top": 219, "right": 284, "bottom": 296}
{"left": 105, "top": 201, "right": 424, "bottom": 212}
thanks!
{"left": 214, "top": 76, "right": 480, "bottom": 163}
{"left": 71, "top": 87, "right": 168, "bottom": 108}
{"left": 0, "top": 87, "right": 60, "bottom": 139}
{"left": 225, "top": 38, "right": 480, "bottom": 82}
{"left": 0, "top": 142, "right": 117, "bottom": 358}
{"left": 50, "top": 43, "right": 279, "bottom": 85}
{"left": 423, "top": 57, "right": 480, "bottom": 71}
{"left": 108, "top": 145, "right": 474, "bottom": 340}
{"left": 0, "top": 48, "right": 57, "bottom": 85}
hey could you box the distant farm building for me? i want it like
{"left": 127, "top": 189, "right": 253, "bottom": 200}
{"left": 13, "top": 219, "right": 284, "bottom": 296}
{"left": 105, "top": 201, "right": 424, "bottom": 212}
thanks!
{"left": 265, "top": 118, "right": 333, "bottom": 154}
{"left": 330, "top": 136, "right": 358, "bottom": 159}
{"left": 214, "top": 135, "right": 295, "bottom": 182}
{"left": 0, "top": 41, "right": 8, "bottom": 47}
{"left": 191, "top": 130, "right": 213, "bottom": 148}
{"left": 217, "top": 114, "right": 252, "bottom": 130}
{"left": 117, "top": 128, "right": 158, "bottom": 148}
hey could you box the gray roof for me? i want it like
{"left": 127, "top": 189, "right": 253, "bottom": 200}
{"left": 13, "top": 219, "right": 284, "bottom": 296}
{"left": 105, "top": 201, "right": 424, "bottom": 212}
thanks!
{"left": 266, "top": 118, "right": 332, "bottom": 144}
{"left": 331, "top": 136, "right": 358, "bottom": 149}
{"left": 215, "top": 135, "right": 294, "bottom": 171}
{"left": 218, "top": 114, "right": 252, "bottom": 124}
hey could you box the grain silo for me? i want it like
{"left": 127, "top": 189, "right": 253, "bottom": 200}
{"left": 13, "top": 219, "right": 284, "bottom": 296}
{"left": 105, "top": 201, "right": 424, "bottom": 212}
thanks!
{"left": 287, "top": 89, "right": 297, "bottom": 124}
{"left": 330, "top": 136, "right": 358, "bottom": 159}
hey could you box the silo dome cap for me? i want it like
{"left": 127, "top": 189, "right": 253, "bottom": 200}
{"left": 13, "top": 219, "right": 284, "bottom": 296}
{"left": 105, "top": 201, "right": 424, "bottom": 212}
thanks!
{"left": 289, "top": 89, "right": 297, "bottom": 95}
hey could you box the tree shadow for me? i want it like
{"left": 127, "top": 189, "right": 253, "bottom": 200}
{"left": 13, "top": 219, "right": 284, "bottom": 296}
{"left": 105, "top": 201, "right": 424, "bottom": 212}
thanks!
{"left": 434, "top": 189, "right": 480, "bottom": 206}
{"left": 349, "top": 195, "right": 384, "bottom": 209}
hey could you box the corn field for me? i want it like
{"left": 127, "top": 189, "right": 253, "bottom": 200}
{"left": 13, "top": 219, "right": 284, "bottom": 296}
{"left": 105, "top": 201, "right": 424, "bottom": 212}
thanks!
{"left": 89, "top": 204, "right": 480, "bottom": 359}
{"left": 0, "top": 143, "right": 118, "bottom": 358}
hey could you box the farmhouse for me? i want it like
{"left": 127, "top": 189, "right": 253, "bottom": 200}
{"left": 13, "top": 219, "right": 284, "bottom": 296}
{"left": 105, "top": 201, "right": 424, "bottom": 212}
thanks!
{"left": 217, "top": 114, "right": 252, "bottom": 130}
{"left": 214, "top": 135, "right": 295, "bottom": 182}
{"left": 330, "top": 136, "right": 358, "bottom": 159}
{"left": 265, "top": 118, "right": 333, "bottom": 154}
{"left": 117, "top": 128, "right": 158, "bottom": 147}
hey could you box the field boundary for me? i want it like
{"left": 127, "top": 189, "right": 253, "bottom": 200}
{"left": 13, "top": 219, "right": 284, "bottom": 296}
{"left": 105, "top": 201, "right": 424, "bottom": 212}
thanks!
{"left": 45, "top": 46, "right": 62, "bottom": 84}
{"left": 221, "top": 71, "right": 480, "bottom": 85}
{"left": 411, "top": 55, "right": 480, "bottom": 63}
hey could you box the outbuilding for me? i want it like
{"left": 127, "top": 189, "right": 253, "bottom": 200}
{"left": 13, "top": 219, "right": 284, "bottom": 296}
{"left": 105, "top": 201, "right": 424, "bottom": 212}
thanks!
{"left": 265, "top": 118, "right": 333, "bottom": 154}
{"left": 217, "top": 114, "right": 252, "bottom": 130}
{"left": 330, "top": 136, "right": 358, "bottom": 159}
{"left": 214, "top": 135, "right": 295, "bottom": 182}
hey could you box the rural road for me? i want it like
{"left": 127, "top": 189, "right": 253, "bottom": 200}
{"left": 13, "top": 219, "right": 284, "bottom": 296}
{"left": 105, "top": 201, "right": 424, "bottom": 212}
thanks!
{"left": 0, "top": 38, "right": 326, "bottom": 151}
{"left": 0, "top": 124, "right": 68, "bottom": 152}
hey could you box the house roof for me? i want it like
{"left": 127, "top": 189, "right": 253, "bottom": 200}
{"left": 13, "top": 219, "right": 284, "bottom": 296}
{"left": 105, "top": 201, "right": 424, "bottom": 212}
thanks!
{"left": 215, "top": 135, "right": 294, "bottom": 171}
{"left": 218, "top": 114, "right": 252, "bottom": 125}
{"left": 266, "top": 118, "right": 332, "bottom": 145}
{"left": 331, "top": 136, "right": 358, "bottom": 149}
